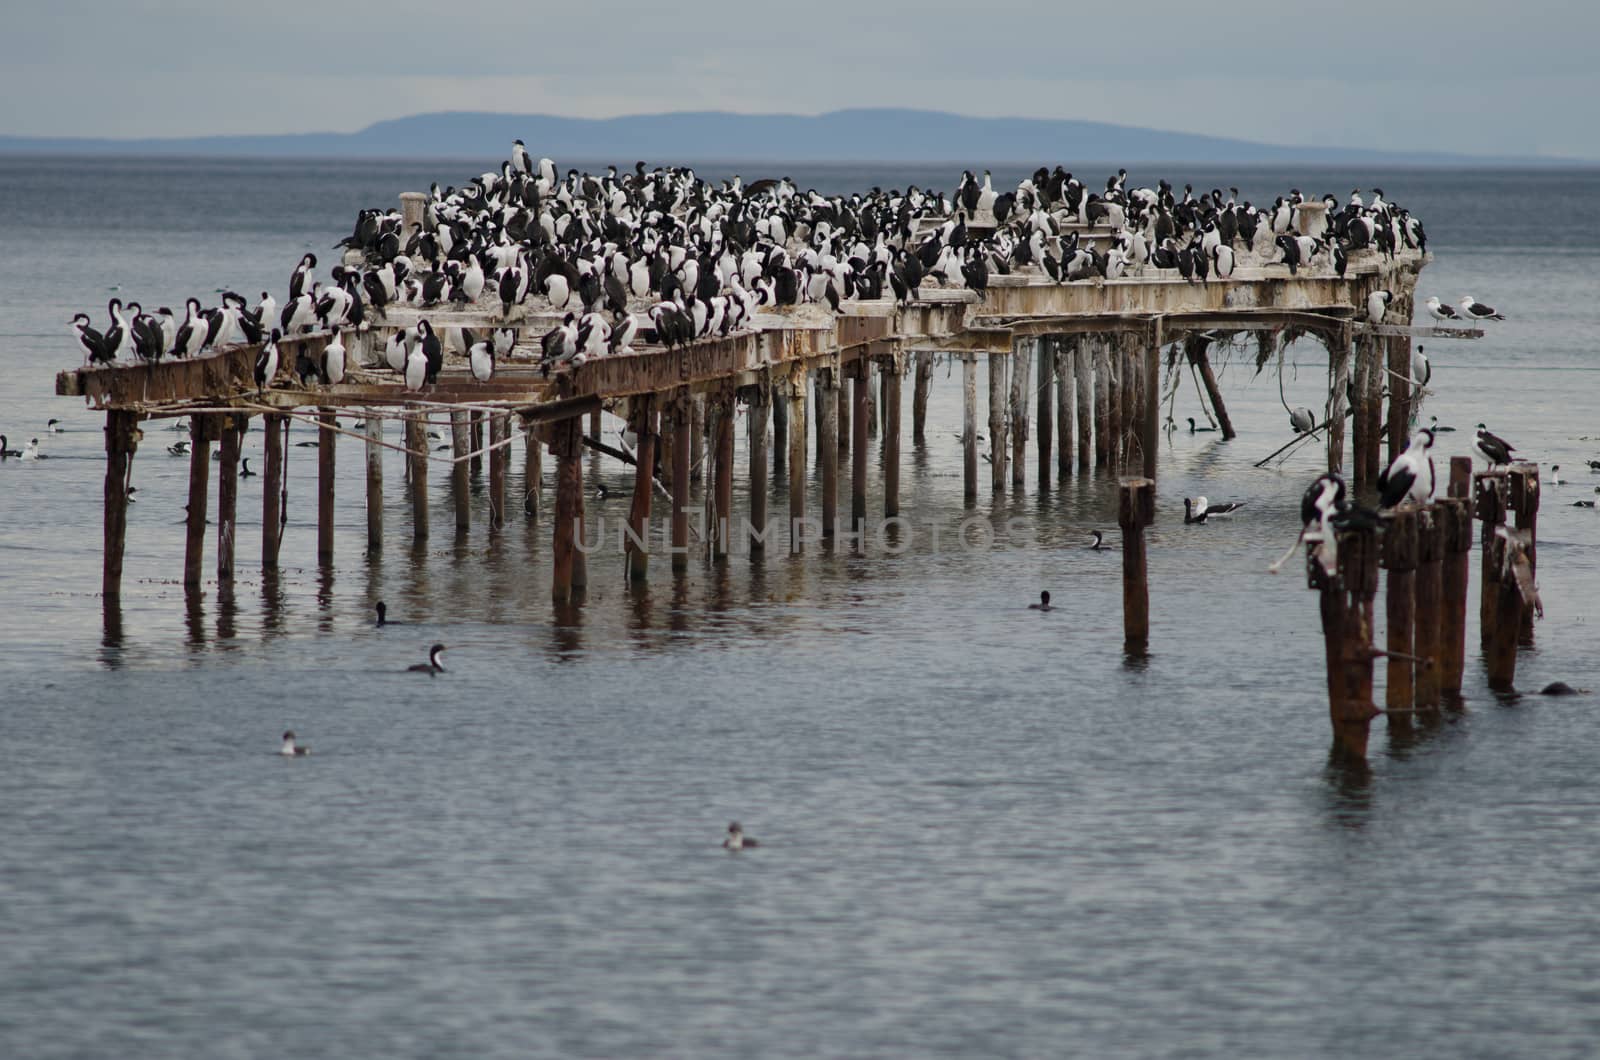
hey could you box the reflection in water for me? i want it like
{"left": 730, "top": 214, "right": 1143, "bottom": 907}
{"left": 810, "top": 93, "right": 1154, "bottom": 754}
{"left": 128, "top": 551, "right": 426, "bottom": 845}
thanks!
{"left": 315, "top": 566, "right": 335, "bottom": 634}
{"left": 184, "top": 586, "right": 206, "bottom": 651}
{"left": 1323, "top": 748, "right": 1374, "bottom": 830}
{"left": 625, "top": 580, "right": 656, "bottom": 650}
{"left": 260, "top": 572, "right": 287, "bottom": 641}
{"left": 215, "top": 584, "right": 238, "bottom": 643}
{"left": 550, "top": 598, "right": 585, "bottom": 659}
{"left": 99, "top": 594, "right": 124, "bottom": 670}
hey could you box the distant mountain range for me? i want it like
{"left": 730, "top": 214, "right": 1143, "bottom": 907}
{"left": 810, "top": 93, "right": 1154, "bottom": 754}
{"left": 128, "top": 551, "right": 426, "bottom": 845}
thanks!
{"left": 0, "top": 108, "right": 1571, "bottom": 166}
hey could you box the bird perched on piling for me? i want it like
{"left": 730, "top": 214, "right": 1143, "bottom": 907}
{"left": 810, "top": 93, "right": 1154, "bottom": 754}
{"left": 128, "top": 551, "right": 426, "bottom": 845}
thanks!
{"left": 254, "top": 329, "right": 281, "bottom": 394}
{"left": 1377, "top": 427, "right": 1436, "bottom": 509}
{"left": 1367, "top": 289, "right": 1392, "bottom": 325}
{"left": 1474, "top": 423, "right": 1516, "bottom": 467}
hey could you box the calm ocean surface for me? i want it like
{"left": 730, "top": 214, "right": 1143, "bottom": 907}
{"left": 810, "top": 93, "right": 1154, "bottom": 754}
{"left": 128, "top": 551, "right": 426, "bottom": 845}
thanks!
{"left": 2, "top": 156, "right": 1600, "bottom": 1058}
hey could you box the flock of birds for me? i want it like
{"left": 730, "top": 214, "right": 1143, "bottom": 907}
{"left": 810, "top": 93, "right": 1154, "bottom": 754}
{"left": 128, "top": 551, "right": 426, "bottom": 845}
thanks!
{"left": 69, "top": 145, "right": 1439, "bottom": 400}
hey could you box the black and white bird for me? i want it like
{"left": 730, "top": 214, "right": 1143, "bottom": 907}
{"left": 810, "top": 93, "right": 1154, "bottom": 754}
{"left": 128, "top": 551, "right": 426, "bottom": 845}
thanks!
{"left": 72, "top": 313, "right": 115, "bottom": 365}
{"left": 168, "top": 439, "right": 190, "bottom": 456}
{"left": 467, "top": 331, "right": 495, "bottom": 382}
{"left": 1411, "top": 345, "right": 1431, "bottom": 387}
{"left": 0, "top": 436, "right": 21, "bottom": 458}
{"left": 46, "top": 418, "right": 64, "bottom": 434}
{"left": 721, "top": 822, "right": 758, "bottom": 851}
{"left": 1367, "top": 289, "right": 1392, "bottom": 325}
{"left": 1548, "top": 465, "right": 1564, "bottom": 486}
{"left": 1088, "top": 530, "right": 1108, "bottom": 550}
{"left": 416, "top": 320, "right": 443, "bottom": 384}
{"left": 240, "top": 457, "right": 256, "bottom": 477}
{"left": 1458, "top": 296, "right": 1504, "bottom": 322}
{"left": 254, "top": 329, "right": 281, "bottom": 393}
{"left": 323, "top": 331, "right": 346, "bottom": 386}
{"left": 279, "top": 730, "right": 311, "bottom": 757}
{"left": 18, "top": 438, "right": 41, "bottom": 461}
{"left": 1425, "top": 296, "right": 1460, "bottom": 323}
{"left": 289, "top": 253, "right": 317, "bottom": 301}
{"left": 407, "top": 643, "right": 447, "bottom": 674}
{"left": 1474, "top": 423, "right": 1516, "bottom": 467}
{"left": 404, "top": 342, "right": 428, "bottom": 392}
{"left": 1377, "top": 427, "right": 1436, "bottom": 509}
{"left": 1186, "top": 417, "right": 1217, "bottom": 434}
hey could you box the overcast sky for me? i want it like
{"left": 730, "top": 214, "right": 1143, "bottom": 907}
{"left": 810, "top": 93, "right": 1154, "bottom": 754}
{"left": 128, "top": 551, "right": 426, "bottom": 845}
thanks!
{"left": 5, "top": 1, "right": 1591, "bottom": 158}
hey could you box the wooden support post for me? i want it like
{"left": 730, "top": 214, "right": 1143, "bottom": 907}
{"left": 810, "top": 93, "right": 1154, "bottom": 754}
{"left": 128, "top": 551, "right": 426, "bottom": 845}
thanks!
{"left": 962, "top": 354, "right": 978, "bottom": 503}
{"left": 1056, "top": 339, "right": 1073, "bottom": 478}
{"left": 1475, "top": 470, "right": 1507, "bottom": 647}
{"left": 749, "top": 390, "right": 769, "bottom": 554}
{"left": 216, "top": 415, "right": 243, "bottom": 584}
{"left": 813, "top": 373, "right": 825, "bottom": 470}
{"left": 102, "top": 410, "right": 139, "bottom": 598}
{"left": 1327, "top": 327, "right": 1351, "bottom": 476}
{"left": 489, "top": 414, "right": 508, "bottom": 529}
{"left": 1510, "top": 462, "right": 1540, "bottom": 643}
{"left": 867, "top": 362, "right": 879, "bottom": 439}
{"left": 263, "top": 414, "right": 284, "bottom": 569}
{"left": 471, "top": 410, "right": 486, "bottom": 478}
{"left": 1112, "top": 337, "right": 1129, "bottom": 469}
{"left": 317, "top": 409, "right": 336, "bottom": 564}
{"left": 407, "top": 413, "right": 429, "bottom": 540}
{"left": 712, "top": 393, "right": 734, "bottom": 561}
{"left": 523, "top": 424, "right": 542, "bottom": 518}
{"left": 788, "top": 377, "right": 807, "bottom": 553}
{"left": 587, "top": 408, "right": 601, "bottom": 456}
{"left": 1350, "top": 333, "right": 1370, "bottom": 487}
{"left": 837, "top": 380, "right": 850, "bottom": 457}
{"left": 690, "top": 394, "right": 705, "bottom": 484}
{"left": 989, "top": 350, "right": 1009, "bottom": 490}
{"left": 1415, "top": 506, "right": 1444, "bottom": 709}
{"left": 1075, "top": 338, "right": 1092, "bottom": 470}
{"left": 1386, "top": 334, "right": 1411, "bottom": 466}
{"left": 451, "top": 409, "right": 470, "bottom": 533}
{"left": 1010, "top": 340, "right": 1030, "bottom": 489}
{"left": 1119, "top": 478, "right": 1155, "bottom": 652}
{"left": 851, "top": 364, "right": 869, "bottom": 535}
{"left": 1316, "top": 525, "right": 1381, "bottom": 760}
{"left": 671, "top": 395, "right": 691, "bottom": 572}
{"left": 1439, "top": 495, "right": 1473, "bottom": 700}
{"left": 884, "top": 362, "right": 902, "bottom": 518}
{"left": 1383, "top": 508, "right": 1418, "bottom": 712}
{"left": 1362, "top": 337, "right": 1384, "bottom": 484}
{"left": 820, "top": 370, "right": 839, "bottom": 538}
{"left": 183, "top": 417, "right": 214, "bottom": 587}
{"left": 1093, "top": 339, "right": 1111, "bottom": 467}
{"left": 771, "top": 384, "right": 787, "bottom": 477}
{"left": 913, "top": 351, "right": 933, "bottom": 446}
{"left": 626, "top": 398, "right": 656, "bottom": 580}
{"left": 1141, "top": 322, "right": 1162, "bottom": 482}
{"left": 1184, "top": 335, "right": 1235, "bottom": 440}
{"left": 1037, "top": 337, "right": 1054, "bottom": 485}
{"left": 551, "top": 418, "right": 581, "bottom": 602}
{"left": 364, "top": 413, "right": 383, "bottom": 550}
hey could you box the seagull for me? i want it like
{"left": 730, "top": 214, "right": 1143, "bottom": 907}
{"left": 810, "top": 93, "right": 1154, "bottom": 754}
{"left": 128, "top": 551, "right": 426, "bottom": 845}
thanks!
{"left": 1378, "top": 427, "right": 1436, "bottom": 509}
{"left": 1474, "top": 423, "right": 1516, "bottom": 467}
{"left": 1458, "top": 296, "right": 1505, "bottom": 322}
{"left": 1425, "top": 296, "right": 1460, "bottom": 323}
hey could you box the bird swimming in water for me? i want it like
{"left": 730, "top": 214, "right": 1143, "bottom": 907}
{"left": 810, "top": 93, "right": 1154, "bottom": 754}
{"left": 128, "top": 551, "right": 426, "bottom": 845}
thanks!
{"left": 168, "top": 440, "right": 190, "bottom": 456}
{"left": 0, "top": 436, "right": 21, "bottom": 459}
{"left": 408, "top": 643, "right": 447, "bottom": 674}
{"left": 240, "top": 457, "right": 256, "bottom": 477}
{"left": 1187, "top": 417, "right": 1217, "bottom": 434}
{"left": 375, "top": 601, "right": 406, "bottom": 627}
{"left": 1088, "top": 530, "right": 1108, "bottom": 550}
{"left": 1183, "top": 496, "right": 1244, "bottom": 524}
{"left": 46, "top": 419, "right": 63, "bottom": 433}
{"left": 1028, "top": 590, "right": 1053, "bottom": 611}
{"left": 722, "top": 822, "right": 758, "bottom": 851}
{"left": 280, "top": 731, "right": 311, "bottom": 756}
{"left": 19, "top": 438, "right": 42, "bottom": 461}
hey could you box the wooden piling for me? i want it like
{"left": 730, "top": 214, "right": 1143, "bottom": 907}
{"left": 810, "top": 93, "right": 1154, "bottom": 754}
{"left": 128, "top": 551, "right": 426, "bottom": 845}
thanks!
{"left": 1414, "top": 506, "right": 1443, "bottom": 709}
{"left": 472, "top": 410, "right": 486, "bottom": 478}
{"left": 1184, "top": 335, "right": 1235, "bottom": 440}
{"left": 913, "top": 351, "right": 932, "bottom": 445}
{"left": 671, "top": 395, "right": 691, "bottom": 572}
{"left": 216, "top": 415, "right": 243, "bottom": 584}
{"left": 1010, "top": 340, "right": 1030, "bottom": 489}
{"left": 1140, "top": 322, "right": 1162, "bottom": 482}
{"left": 868, "top": 362, "right": 880, "bottom": 439}
{"left": 315, "top": 409, "right": 335, "bottom": 564}
{"left": 1510, "top": 462, "right": 1540, "bottom": 643}
{"left": 523, "top": 424, "right": 542, "bottom": 518}
{"left": 837, "top": 381, "right": 850, "bottom": 457}
{"left": 263, "top": 414, "right": 284, "bottom": 569}
{"left": 1386, "top": 334, "right": 1410, "bottom": 466}
{"left": 626, "top": 398, "right": 656, "bottom": 580}
{"left": 551, "top": 418, "right": 581, "bottom": 602}
{"left": 407, "top": 413, "right": 429, "bottom": 540}
{"left": 820, "top": 370, "right": 839, "bottom": 538}
{"left": 962, "top": 354, "right": 978, "bottom": 503}
{"left": 1075, "top": 339, "right": 1092, "bottom": 471}
{"left": 788, "top": 376, "right": 807, "bottom": 553}
{"left": 989, "top": 351, "right": 1009, "bottom": 490}
{"left": 587, "top": 407, "right": 600, "bottom": 457}
{"left": 489, "top": 414, "right": 508, "bottom": 529}
{"left": 1349, "top": 333, "right": 1370, "bottom": 486}
{"left": 1327, "top": 327, "right": 1351, "bottom": 476}
{"left": 1439, "top": 494, "right": 1473, "bottom": 699}
{"left": 1119, "top": 478, "right": 1155, "bottom": 651}
{"left": 1056, "top": 339, "right": 1073, "bottom": 478}
{"left": 712, "top": 393, "right": 734, "bottom": 561}
{"left": 690, "top": 394, "right": 705, "bottom": 484}
{"left": 1475, "top": 470, "right": 1507, "bottom": 646}
{"left": 749, "top": 390, "right": 769, "bottom": 554}
{"left": 364, "top": 413, "right": 383, "bottom": 550}
{"left": 451, "top": 409, "right": 470, "bottom": 532}
{"left": 1093, "top": 339, "right": 1111, "bottom": 466}
{"left": 1382, "top": 507, "right": 1418, "bottom": 712}
{"left": 1316, "top": 525, "right": 1381, "bottom": 759}
{"left": 884, "top": 362, "right": 902, "bottom": 518}
{"left": 183, "top": 417, "right": 213, "bottom": 587}
{"left": 102, "top": 410, "right": 140, "bottom": 598}
{"left": 1036, "top": 338, "right": 1053, "bottom": 485}
{"left": 1361, "top": 336, "right": 1384, "bottom": 484}
{"left": 772, "top": 385, "right": 787, "bottom": 477}
{"left": 851, "top": 364, "right": 869, "bottom": 535}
